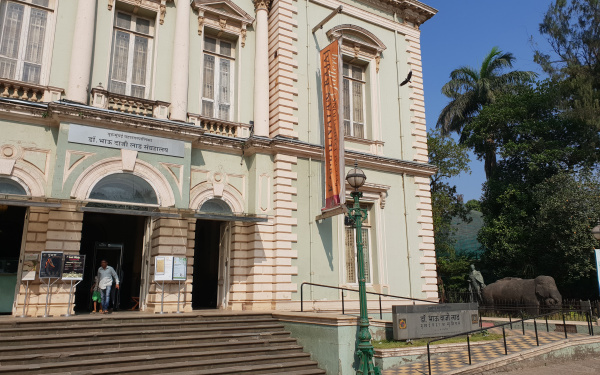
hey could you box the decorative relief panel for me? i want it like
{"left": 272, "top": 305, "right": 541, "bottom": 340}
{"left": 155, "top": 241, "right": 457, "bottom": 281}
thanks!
{"left": 191, "top": 0, "right": 254, "bottom": 42}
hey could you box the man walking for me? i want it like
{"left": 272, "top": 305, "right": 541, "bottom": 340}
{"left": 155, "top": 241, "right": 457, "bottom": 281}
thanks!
{"left": 92, "top": 260, "right": 119, "bottom": 314}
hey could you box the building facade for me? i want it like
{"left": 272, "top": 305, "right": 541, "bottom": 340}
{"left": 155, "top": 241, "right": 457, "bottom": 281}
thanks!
{"left": 0, "top": 0, "right": 437, "bottom": 316}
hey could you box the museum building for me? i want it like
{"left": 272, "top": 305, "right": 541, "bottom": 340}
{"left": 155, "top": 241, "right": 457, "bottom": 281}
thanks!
{"left": 0, "top": 0, "right": 437, "bottom": 316}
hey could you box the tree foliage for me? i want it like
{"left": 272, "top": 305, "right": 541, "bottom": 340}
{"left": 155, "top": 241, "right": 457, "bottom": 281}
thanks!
{"left": 428, "top": 129, "right": 473, "bottom": 298}
{"left": 437, "top": 47, "right": 537, "bottom": 178}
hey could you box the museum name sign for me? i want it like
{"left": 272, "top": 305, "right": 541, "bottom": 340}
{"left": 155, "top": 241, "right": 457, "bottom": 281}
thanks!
{"left": 68, "top": 124, "right": 185, "bottom": 158}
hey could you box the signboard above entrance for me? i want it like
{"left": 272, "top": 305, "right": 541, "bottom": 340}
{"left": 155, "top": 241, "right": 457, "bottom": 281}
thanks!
{"left": 68, "top": 124, "right": 185, "bottom": 158}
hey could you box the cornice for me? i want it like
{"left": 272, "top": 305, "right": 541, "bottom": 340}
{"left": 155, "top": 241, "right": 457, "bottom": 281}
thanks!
{"left": 358, "top": 0, "right": 437, "bottom": 26}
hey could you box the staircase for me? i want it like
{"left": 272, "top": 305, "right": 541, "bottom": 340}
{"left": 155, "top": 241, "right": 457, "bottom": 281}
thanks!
{"left": 0, "top": 312, "right": 326, "bottom": 374}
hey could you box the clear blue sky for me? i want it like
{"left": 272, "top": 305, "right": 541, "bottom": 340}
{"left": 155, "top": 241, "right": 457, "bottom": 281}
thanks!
{"left": 420, "top": 0, "right": 555, "bottom": 202}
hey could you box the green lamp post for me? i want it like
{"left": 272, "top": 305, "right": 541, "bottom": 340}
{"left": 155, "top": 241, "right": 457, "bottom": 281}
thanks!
{"left": 345, "top": 162, "right": 380, "bottom": 375}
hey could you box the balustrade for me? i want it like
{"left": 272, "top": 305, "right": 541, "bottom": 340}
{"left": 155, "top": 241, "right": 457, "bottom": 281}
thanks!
{"left": 188, "top": 114, "right": 251, "bottom": 138}
{"left": 0, "top": 78, "right": 63, "bottom": 103}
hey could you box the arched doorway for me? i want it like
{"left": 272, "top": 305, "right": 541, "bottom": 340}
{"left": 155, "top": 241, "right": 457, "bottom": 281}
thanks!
{"left": 76, "top": 173, "right": 158, "bottom": 312}
{"left": 193, "top": 198, "right": 233, "bottom": 309}
{"left": 0, "top": 177, "right": 27, "bottom": 313}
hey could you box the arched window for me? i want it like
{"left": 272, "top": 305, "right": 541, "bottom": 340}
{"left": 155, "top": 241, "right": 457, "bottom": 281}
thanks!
{"left": 0, "top": 177, "right": 27, "bottom": 195}
{"left": 89, "top": 173, "right": 158, "bottom": 205}
{"left": 200, "top": 198, "right": 232, "bottom": 214}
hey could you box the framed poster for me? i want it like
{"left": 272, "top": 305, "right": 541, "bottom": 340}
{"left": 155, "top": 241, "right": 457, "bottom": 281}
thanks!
{"left": 173, "top": 257, "right": 187, "bottom": 281}
{"left": 39, "top": 252, "right": 64, "bottom": 278}
{"left": 154, "top": 256, "right": 173, "bottom": 281}
{"left": 21, "top": 253, "right": 39, "bottom": 281}
{"left": 62, "top": 255, "right": 86, "bottom": 280}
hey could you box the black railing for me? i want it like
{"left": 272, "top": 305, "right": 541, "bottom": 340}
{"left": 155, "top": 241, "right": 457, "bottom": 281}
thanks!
{"left": 300, "top": 282, "right": 438, "bottom": 319}
{"left": 425, "top": 308, "right": 596, "bottom": 375}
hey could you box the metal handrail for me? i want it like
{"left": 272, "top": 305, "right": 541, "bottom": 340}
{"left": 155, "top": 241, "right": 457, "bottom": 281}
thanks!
{"left": 300, "top": 282, "right": 438, "bottom": 319}
{"left": 425, "top": 308, "right": 595, "bottom": 375}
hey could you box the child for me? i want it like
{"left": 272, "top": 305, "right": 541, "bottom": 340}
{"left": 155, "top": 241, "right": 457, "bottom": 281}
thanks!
{"left": 90, "top": 277, "right": 101, "bottom": 313}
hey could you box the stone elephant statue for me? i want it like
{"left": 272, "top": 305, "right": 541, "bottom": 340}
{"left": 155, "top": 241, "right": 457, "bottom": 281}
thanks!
{"left": 482, "top": 276, "right": 562, "bottom": 315}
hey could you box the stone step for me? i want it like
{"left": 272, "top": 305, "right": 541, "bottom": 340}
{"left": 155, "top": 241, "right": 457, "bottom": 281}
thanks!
{"left": 0, "top": 337, "right": 301, "bottom": 365}
{"left": 179, "top": 364, "right": 327, "bottom": 375}
{"left": 0, "top": 312, "right": 276, "bottom": 329}
{"left": 0, "top": 331, "right": 292, "bottom": 355}
{"left": 0, "top": 323, "right": 286, "bottom": 346}
{"left": 0, "top": 317, "right": 279, "bottom": 336}
{"left": 0, "top": 351, "right": 314, "bottom": 374}
{"left": 0, "top": 342, "right": 302, "bottom": 367}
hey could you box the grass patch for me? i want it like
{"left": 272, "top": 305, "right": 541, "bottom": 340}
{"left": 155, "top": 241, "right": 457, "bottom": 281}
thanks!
{"left": 373, "top": 332, "right": 504, "bottom": 349}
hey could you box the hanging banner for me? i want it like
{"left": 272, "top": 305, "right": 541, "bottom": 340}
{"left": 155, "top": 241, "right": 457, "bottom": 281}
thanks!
{"left": 39, "top": 252, "right": 64, "bottom": 279}
{"left": 62, "top": 255, "right": 86, "bottom": 281}
{"left": 320, "top": 39, "right": 345, "bottom": 215}
{"left": 595, "top": 249, "right": 600, "bottom": 295}
{"left": 21, "top": 253, "right": 39, "bottom": 281}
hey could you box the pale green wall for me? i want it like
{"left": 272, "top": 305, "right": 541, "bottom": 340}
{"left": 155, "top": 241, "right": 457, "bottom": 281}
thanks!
{"left": 48, "top": 0, "right": 77, "bottom": 90}
{"left": 295, "top": 0, "right": 417, "bottom": 161}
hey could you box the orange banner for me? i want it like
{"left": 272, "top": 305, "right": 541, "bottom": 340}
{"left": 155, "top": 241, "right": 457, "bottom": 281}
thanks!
{"left": 320, "top": 40, "right": 344, "bottom": 212}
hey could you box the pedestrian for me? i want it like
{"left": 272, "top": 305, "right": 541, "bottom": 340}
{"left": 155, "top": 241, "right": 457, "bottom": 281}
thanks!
{"left": 91, "top": 260, "right": 119, "bottom": 314}
{"left": 90, "top": 280, "right": 101, "bottom": 313}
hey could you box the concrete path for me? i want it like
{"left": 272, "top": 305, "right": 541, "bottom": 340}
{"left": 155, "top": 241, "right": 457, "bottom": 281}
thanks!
{"left": 383, "top": 329, "right": 585, "bottom": 375}
{"left": 495, "top": 356, "right": 600, "bottom": 374}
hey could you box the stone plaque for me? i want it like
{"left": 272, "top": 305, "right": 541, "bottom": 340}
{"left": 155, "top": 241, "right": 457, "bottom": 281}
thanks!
{"left": 392, "top": 303, "right": 479, "bottom": 340}
{"left": 68, "top": 124, "right": 185, "bottom": 158}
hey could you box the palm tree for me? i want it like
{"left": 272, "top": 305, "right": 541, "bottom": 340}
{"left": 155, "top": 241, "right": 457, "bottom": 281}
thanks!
{"left": 437, "top": 47, "right": 537, "bottom": 178}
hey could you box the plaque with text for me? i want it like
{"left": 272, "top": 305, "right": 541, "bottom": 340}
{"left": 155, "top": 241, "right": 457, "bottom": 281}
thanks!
{"left": 62, "top": 255, "right": 86, "bottom": 280}
{"left": 392, "top": 303, "right": 479, "bottom": 340}
{"left": 173, "top": 257, "right": 187, "bottom": 281}
{"left": 154, "top": 256, "right": 173, "bottom": 281}
{"left": 39, "top": 252, "right": 64, "bottom": 279}
{"left": 68, "top": 124, "right": 185, "bottom": 158}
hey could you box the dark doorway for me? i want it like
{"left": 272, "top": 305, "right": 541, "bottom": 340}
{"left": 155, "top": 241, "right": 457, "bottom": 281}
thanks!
{"left": 0, "top": 205, "right": 26, "bottom": 314}
{"left": 76, "top": 213, "right": 146, "bottom": 312}
{"left": 192, "top": 220, "right": 222, "bottom": 309}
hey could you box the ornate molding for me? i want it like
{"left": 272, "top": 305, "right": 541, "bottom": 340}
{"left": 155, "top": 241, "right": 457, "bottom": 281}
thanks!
{"left": 241, "top": 27, "right": 246, "bottom": 47}
{"left": 198, "top": 15, "right": 205, "bottom": 35}
{"left": 159, "top": 3, "right": 166, "bottom": 24}
{"left": 253, "top": 0, "right": 270, "bottom": 11}
{"left": 192, "top": 0, "right": 254, "bottom": 41}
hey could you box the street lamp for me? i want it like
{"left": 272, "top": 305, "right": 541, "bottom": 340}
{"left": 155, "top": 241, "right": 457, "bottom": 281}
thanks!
{"left": 345, "top": 162, "right": 380, "bottom": 375}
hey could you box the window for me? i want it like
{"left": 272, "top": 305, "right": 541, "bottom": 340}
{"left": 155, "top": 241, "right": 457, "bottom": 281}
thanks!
{"left": 0, "top": 177, "right": 27, "bottom": 195}
{"left": 89, "top": 173, "right": 158, "bottom": 205}
{"left": 0, "top": 0, "right": 52, "bottom": 84}
{"left": 202, "top": 36, "right": 234, "bottom": 121}
{"left": 109, "top": 11, "right": 154, "bottom": 99}
{"left": 343, "top": 63, "right": 366, "bottom": 139}
{"left": 345, "top": 204, "right": 372, "bottom": 284}
{"left": 200, "top": 198, "right": 232, "bottom": 214}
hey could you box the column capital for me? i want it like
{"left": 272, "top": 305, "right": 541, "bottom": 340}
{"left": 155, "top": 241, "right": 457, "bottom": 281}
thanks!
{"left": 253, "top": 0, "right": 270, "bottom": 12}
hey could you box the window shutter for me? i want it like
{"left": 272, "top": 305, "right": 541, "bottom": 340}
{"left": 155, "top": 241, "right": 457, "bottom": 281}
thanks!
{"left": 0, "top": 2, "right": 24, "bottom": 79}
{"left": 131, "top": 35, "right": 148, "bottom": 98}
{"left": 218, "top": 58, "right": 230, "bottom": 120}
{"left": 22, "top": 7, "right": 47, "bottom": 83}
{"left": 109, "top": 30, "right": 130, "bottom": 95}
{"left": 202, "top": 54, "right": 215, "bottom": 117}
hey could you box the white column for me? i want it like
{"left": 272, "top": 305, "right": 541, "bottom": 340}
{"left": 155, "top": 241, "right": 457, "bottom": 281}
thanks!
{"left": 170, "top": 0, "right": 191, "bottom": 122}
{"left": 66, "top": 0, "right": 97, "bottom": 104}
{"left": 253, "top": 0, "right": 270, "bottom": 137}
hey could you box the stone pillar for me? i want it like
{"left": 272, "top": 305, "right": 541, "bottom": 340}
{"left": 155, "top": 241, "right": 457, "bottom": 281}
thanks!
{"left": 253, "top": 0, "right": 270, "bottom": 137}
{"left": 14, "top": 204, "right": 83, "bottom": 317}
{"left": 66, "top": 0, "right": 97, "bottom": 104}
{"left": 169, "top": 0, "right": 191, "bottom": 122}
{"left": 146, "top": 217, "right": 193, "bottom": 313}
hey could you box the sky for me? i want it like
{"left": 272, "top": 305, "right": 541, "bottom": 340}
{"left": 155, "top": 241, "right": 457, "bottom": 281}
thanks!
{"left": 420, "top": 0, "right": 556, "bottom": 202}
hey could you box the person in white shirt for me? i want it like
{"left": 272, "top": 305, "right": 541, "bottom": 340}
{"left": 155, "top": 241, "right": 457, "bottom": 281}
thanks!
{"left": 91, "top": 260, "right": 120, "bottom": 314}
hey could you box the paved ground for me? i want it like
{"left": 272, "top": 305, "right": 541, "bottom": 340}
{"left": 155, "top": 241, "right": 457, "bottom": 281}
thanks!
{"left": 383, "top": 329, "right": 582, "bottom": 375}
{"left": 496, "top": 357, "right": 600, "bottom": 374}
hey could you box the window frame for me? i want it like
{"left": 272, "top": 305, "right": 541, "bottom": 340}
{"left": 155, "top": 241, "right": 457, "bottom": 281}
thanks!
{"left": 344, "top": 203, "right": 374, "bottom": 286}
{"left": 0, "top": 0, "right": 56, "bottom": 85}
{"left": 201, "top": 35, "right": 236, "bottom": 121}
{"left": 342, "top": 61, "right": 367, "bottom": 139}
{"left": 108, "top": 10, "right": 155, "bottom": 99}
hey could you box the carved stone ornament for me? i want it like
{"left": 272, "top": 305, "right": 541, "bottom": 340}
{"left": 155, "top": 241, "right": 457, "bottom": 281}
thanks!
{"left": 219, "top": 18, "right": 227, "bottom": 30}
{"left": 241, "top": 27, "right": 247, "bottom": 48}
{"left": 159, "top": 3, "right": 166, "bottom": 24}
{"left": 198, "top": 15, "right": 205, "bottom": 35}
{"left": 254, "top": 0, "right": 269, "bottom": 11}
{"left": 375, "top": 54, "right": 381, "bottom": 73}
{"left": 108, "top": 0, "right": 114, "bottom": 10}
{"left": 353, "top": 45, "right": 360, "bottom": 59}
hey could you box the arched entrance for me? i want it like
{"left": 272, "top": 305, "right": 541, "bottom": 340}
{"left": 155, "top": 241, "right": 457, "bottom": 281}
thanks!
{"left": 0, "top": 177, "right": 27, "bottom": 313}
{"left": 192, "top": 198, "right": 233, "bottom": 309}
{"left": 76, "top": 173, "right": 159, "bottom": 312}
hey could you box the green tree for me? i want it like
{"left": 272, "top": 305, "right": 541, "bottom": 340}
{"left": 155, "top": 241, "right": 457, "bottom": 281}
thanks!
{"left": 475, "top": 83, "right": 600, "bottom": 297}
{"left": 428, "top": 129, "right": 473, "bottom": 300}
{"left": 535, "top": 0, "right": 600, "bottom": 128}
{"left": 437, "top": 47, "right": 537, "bottom": 178}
